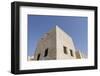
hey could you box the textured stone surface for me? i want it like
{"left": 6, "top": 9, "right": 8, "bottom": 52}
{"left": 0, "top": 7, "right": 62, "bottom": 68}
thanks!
{"left": 33, "top": 25, "right": 84, "bottom": 60}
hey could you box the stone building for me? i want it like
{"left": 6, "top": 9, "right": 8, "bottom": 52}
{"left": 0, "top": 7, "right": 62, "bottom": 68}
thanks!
{"left": 33, "top": 25, "right": 84, "bottom": 60}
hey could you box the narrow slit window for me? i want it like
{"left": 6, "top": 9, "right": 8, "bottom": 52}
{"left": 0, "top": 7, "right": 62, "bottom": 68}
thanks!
{"left": 70, "top": 49, "right": 73, "bottom": 56}
{"left": 37, "top": 54, "right": 40, "bottom": 60}
{"left": 63, "top": 46, "right": 67, "bottom": 54}
{"left": 44, "top": 48, "right": 48, "bottom": 57}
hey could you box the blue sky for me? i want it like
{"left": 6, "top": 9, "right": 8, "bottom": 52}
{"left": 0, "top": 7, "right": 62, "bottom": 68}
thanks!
{"left": 28, "top": 15, "right": 88, "bottom": 57}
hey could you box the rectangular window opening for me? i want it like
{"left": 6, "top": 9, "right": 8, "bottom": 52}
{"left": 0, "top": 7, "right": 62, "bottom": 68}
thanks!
{"left": 70, "top": 49, "right": 73, "bottom": 56}
{"left": 63, "top": 46, "right": 67, "bottom": 54}
{"left": 44, "top": 48, "right": 48, "bottom": 57}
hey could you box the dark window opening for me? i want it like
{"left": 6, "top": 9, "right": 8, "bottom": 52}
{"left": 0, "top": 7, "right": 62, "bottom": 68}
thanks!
{"left": 44, "top": 48, "right": 48, "bottom": 57}
{"left": 63, "top": 46, "right": 67, "bottom": 54}
{"left": 70, "top": 49, "right": 73, "bottom": 56}
{"left": 37, "top": 54, "right": 40, "bottom": 60}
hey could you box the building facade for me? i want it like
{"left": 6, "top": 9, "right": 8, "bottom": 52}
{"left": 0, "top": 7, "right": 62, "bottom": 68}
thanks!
{"left": 33, "top": 25, "right": 84, "bottom": 60}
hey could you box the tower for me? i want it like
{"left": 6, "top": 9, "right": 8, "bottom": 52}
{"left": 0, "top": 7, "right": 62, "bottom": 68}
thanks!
{"left": 33, "top": 25, "right": 79, "bottom": 60}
